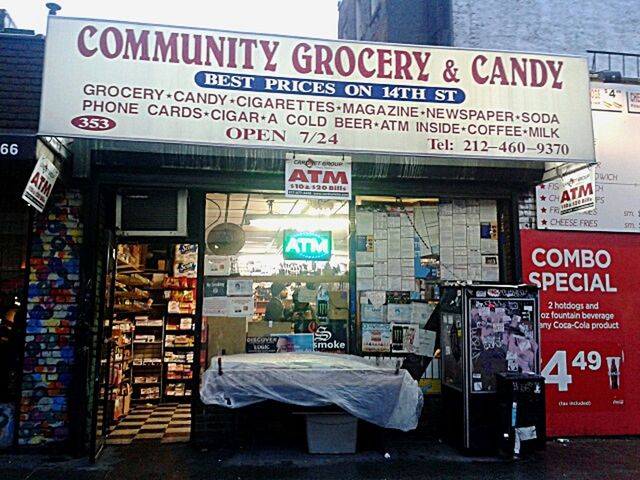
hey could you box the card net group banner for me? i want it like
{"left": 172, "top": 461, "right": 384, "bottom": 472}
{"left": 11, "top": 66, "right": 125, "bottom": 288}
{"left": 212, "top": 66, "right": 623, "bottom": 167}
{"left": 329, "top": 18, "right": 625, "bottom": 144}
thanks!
{"left": 521, "top": 230, "right": 640, "bottom": 436}
{"left": 40, "top": 17, "right": 594, "bottom": 162}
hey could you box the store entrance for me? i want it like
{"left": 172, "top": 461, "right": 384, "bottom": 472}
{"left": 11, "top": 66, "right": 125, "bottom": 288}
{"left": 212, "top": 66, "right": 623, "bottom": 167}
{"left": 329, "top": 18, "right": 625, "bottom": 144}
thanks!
{"left": 96, "top": 241, "right": 198, "bottom": 445}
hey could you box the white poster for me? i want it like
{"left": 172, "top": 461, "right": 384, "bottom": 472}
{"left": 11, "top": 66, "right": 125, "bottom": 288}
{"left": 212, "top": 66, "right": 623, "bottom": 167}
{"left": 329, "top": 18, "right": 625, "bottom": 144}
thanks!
{"left": 226, "top": 279, "right": 253, "bottom": 296}
{"left": 228, "top": 297, "right": 255, "bottom": 317}
{"left": 40, "top": 17, "right": 594, "bottom": 163}
{"left": 285, "top": 153, "right": 351, "bottom": 200}
{"left": 203, "top": 296, "right": 229, "bottom": 316}
{"left": 22, "top": 155, "right": 60, "bottom": 213}
{"left": 413, "top": 329, "right": 437, "bottom": 357}
{"left": 204, "top": 255, "right": 231, "bottom": 276}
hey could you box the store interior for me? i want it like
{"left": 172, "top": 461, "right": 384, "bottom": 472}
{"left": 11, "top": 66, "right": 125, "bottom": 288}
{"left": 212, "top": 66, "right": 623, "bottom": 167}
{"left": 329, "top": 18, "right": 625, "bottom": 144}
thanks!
{"left": 101, "top": 242, "right": 198, "bottom": 445}
{"left": 203, "top": 193, "right": 351, "bottom": 359}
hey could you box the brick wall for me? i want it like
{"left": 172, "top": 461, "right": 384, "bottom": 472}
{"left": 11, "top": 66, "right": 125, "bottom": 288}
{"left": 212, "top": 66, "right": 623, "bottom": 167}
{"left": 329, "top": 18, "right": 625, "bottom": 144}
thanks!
{"left": 19, "top": 189, "right": 82, "bottom": 446}
{"left": 518, "top": 191, "right": 537, "bottom": 230}
{"left": 0, "top": 33, "right": 43, "bottom": 133}
{"left": 451, "top": 0, "right": 640, "bottom": 56}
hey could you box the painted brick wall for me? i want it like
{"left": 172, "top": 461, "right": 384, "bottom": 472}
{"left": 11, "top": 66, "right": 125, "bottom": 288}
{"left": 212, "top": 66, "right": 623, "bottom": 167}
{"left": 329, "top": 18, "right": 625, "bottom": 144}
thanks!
{"left": 451, "top": 0, "right": 640, "bottom": 58}
{"left": 19, "top": 189, "right": 82, "bottom": 446}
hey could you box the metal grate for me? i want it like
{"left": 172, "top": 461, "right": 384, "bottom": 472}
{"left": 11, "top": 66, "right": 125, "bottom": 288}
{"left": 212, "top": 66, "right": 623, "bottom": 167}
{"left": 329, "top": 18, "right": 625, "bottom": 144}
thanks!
{"left": 588, "top": 50, "right": 640, "bottom": 80}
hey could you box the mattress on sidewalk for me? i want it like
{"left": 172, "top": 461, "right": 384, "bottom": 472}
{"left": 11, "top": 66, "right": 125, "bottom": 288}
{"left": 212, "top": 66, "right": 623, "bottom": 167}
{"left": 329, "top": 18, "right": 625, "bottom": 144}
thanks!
{"left": 200, "top": 352, "right": 424, "bottom": 431}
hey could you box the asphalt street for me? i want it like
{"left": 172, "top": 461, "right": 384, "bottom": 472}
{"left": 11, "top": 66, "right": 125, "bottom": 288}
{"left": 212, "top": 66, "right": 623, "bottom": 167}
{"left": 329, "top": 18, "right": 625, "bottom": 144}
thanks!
{"left": 1, "top": 435, "right": 639, "bottom": 479}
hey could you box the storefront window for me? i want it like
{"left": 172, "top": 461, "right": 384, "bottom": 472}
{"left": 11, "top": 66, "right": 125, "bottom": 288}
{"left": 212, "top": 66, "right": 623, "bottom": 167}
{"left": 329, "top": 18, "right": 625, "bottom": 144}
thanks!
{"left": 355, "top": 196, "right": 500, "bottom": 392}
{"left": 202, "top": 193, "right": 350, "bottom": 359}
{"left": 199, "top": 192, "right": 503, "bottom": 396}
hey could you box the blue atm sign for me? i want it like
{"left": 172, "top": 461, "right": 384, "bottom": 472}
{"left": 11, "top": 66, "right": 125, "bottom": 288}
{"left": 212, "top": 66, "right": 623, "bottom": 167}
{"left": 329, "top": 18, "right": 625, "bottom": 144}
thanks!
{"left": 283, "top": 231, "right": 332, "bottom": 261}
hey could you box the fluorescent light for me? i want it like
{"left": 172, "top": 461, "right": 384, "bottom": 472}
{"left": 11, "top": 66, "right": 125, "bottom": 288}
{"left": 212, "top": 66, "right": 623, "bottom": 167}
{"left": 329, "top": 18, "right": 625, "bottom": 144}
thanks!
{"left": 247, "top": 215, "right": 349, "bottom": 231}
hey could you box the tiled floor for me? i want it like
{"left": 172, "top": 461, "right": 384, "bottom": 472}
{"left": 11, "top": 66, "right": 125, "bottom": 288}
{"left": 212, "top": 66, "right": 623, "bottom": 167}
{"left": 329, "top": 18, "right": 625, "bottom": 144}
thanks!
{"left": 106, "top": 403, "right": 191, "bottom": 445}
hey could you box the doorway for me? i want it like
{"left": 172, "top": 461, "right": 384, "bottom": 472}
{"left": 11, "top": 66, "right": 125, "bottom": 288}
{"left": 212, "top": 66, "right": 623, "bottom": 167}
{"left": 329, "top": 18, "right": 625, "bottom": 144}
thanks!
{"left": 95, "top": 241, "right": 198, "bottom": 445}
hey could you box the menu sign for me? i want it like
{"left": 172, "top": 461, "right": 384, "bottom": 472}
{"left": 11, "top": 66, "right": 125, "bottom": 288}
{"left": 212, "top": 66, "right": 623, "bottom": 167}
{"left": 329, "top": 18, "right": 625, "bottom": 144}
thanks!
{"left": 40, "top": 17, "right": 594, "bottom": 163}
{"left": 537, "top": 83, "right": 640, "bottom": 232}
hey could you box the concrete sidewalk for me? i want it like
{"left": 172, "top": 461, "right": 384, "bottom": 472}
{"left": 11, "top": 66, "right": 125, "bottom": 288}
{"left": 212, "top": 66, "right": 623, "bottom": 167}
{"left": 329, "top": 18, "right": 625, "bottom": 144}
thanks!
{"left": 1, "top": 436, "right": 639, "bottom": 479}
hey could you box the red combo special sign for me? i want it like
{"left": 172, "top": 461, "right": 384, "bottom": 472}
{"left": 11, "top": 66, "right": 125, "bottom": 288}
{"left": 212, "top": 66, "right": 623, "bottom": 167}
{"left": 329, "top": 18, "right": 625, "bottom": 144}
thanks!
{"left": 521, "top": 230, "right": 640, "bottom": 436}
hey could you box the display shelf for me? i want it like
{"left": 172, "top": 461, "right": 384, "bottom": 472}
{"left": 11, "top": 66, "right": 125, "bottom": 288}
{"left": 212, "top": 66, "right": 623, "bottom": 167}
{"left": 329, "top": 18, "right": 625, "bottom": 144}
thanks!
{"left": 114, "top": 304, "right": 150, "bottom": 314}
{"left": 114, "top": 290, "right": 150, "bottom": 300}
{"left": 116, "top": 244, "right": 201, "bottom": 406}
{"left": 116, "top": 259, "right": 143, "bottom": 273}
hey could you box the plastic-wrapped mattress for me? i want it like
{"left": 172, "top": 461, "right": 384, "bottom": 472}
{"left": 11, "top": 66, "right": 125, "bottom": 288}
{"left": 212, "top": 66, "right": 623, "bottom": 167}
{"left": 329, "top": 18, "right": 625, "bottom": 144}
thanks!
{"left": 200, "top": 352, "right": 424, "bottom": 431}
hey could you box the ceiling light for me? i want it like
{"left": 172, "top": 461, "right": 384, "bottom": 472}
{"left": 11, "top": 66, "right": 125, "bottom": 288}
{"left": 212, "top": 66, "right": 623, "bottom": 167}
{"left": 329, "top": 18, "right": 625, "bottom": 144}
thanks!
{"left": 246, "top": 214, "right": 349, "bottom": 231}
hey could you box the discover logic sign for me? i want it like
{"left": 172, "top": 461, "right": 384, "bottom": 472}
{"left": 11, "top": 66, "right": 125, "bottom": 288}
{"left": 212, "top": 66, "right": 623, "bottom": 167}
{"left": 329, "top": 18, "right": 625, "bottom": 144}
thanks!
{"left": 39, "top": 17, "right": 595, "bottom": 162}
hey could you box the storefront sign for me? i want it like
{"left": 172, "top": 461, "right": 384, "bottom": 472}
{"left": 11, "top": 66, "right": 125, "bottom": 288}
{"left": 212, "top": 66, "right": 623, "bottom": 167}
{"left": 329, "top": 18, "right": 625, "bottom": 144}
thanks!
{"left": 285, "top": 153, "right": 351, "bottom": 200}
{"left": 0, "top": 134, "right": 36, "bottom": 161}
{"left": 537, "top": 83, "right": 640, "bottom": 231}
{"left": 313, "top": 323, "right": 347, "bottom": 353}
{"left": 246, "top": 336, "right": 278, "bottom": 353}
{"left": 21, "top": 155, "right": 60, "bottom": 212}
{"left": 560, "top": 167, "right": 595, "bottom": 215}
{"left": 271, "top": 333, "right": 314, "bottom": 352}
{"left": 40, "top": 17, "right": 594, "bottom": 163}
{"left": 283, "top": 230, "right": 332, "bottom": 261}
{"left": 521, "top": 230, "right": 640, "bottom": 436}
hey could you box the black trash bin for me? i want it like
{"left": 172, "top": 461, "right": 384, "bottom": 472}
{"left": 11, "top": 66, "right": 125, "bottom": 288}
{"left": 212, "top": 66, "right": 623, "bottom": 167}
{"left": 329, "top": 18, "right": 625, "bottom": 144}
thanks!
{"left": 496, "top": 372, "right": 546, "bottom": 456}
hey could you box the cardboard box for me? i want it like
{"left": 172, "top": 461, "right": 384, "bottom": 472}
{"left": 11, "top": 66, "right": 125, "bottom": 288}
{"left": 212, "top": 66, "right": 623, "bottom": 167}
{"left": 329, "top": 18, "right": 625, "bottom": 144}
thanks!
{"left": 329, "top": 306, "right": 349, "bottom": 320}
{"left": 247, "top": 321, "right": 292, "bottom": 337}
{"left": 329, "top": 291, "right": 348, "bottom": 308}
{"left": 329, "top": 291, "right": 349, "bottom": 320}
{"left": 207, "top": 316, "right": 246, "bottom": 357}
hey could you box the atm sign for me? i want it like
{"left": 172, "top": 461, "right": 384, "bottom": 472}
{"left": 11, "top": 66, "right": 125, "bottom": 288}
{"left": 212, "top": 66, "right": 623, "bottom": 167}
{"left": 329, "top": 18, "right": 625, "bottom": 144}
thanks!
{"left": 283, "top": 230, "right": 332, "bottom": 261}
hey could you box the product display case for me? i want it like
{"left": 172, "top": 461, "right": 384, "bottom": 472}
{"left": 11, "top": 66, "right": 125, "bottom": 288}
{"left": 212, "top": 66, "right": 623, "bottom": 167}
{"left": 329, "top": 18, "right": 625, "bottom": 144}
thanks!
{"left": 114, "top": 243, "right": 199, "bottom": 404}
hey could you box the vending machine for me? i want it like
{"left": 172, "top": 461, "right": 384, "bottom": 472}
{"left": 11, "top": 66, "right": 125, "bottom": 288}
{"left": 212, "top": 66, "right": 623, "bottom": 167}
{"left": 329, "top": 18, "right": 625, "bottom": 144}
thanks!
{"left": 439, "top": 284, "right": 541, "bottom": 452}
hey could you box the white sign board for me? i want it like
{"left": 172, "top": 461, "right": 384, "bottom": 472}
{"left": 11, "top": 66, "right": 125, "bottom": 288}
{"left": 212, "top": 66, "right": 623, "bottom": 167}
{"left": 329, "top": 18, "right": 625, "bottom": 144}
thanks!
{"left": 537, "top": 84, "right": 640, "bottom": 232}
{"left": 285, "top": 153, "right": 351, "bottom": 199}
{"left": 22, "top": 155, "right": 60, "bottom": 212}
{"left": 39, "top": 17, "right": 595, "bottom": 163}
{"left": 559, "top": 167, "right": 595, "bottom": 215}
